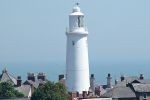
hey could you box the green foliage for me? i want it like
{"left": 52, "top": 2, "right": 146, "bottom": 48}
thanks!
{"left": 0, "top": 82, "right": 24, "bottom": 98}
{"left": 31, "top": 81, "right": 70, "bottom": 100}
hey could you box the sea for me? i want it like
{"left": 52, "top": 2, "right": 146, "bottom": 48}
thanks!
{"left": 0, "top": 61, "right": 150, "bottom": 85}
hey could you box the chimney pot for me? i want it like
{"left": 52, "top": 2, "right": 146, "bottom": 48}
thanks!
{"left": 27, "top": 73, "right": 35, "bottom": 81}
{"left": 91, "top": 74, "right": 94, "bottom": 78}
{"left": 37, "top": 72, "right": 46, "bottom": 81}
{"left": 140, "top": 74, "right": 144, "bottom": 80}
{"left": 82, "top": 91, "right": 87, "bottom": 98}
{"left": 108, "top": 73, "right": 111, "bottom": 77}
{"left": 115, "top": 79, "right": 118, "bottom": 85}
{"left": 121, "top": 75, "right": 125, "bottom": 81}
{"left": 17, "top": 76, "right": 22, "bottom": 86}
{"left": 59, "top": 74, "right": 64, "bottom": 81}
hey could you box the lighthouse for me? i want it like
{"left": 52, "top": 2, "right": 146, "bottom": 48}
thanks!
{"left": 66, "top": 4, "right": 90, "bottom": 93}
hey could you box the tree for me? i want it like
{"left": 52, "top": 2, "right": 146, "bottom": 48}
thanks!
{"left": 0, "top": 82, "right": 24, "bottom": 98}
{"left": 31, "top": 81, "right": 70, "bottom": 100}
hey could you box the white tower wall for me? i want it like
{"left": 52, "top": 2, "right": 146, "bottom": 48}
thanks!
{"left": 66, "top": 4, "right": 90, "bottom": 93}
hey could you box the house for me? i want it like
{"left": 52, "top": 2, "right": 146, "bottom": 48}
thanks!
{"left": 131, "top": 83, "right": 150, "bottom": 100}
{"left": 118, "top": 74, "right": 150, "bottom": 100}
{"left": 0, "top": 68, "right": 31, "bottom": 99}
{"left": 23, "top": 72, "right": 47, "bottom": 93}
{"left": 69, "top": 91, "right": 111, "bottom": 100}
{"left": 101, "top": 74, "right": 150, "bottom": 100}
{"left": 101, "top": 86, "right": 136, "bottom": 100}
{"left": 0, "top": 68, "right": 17, "bottom": 85}
{"left": 127, "top": 78, "right": 150, "bottom": 100}
{"left": 15, "top": 85, "right": 32, "bottom": 98}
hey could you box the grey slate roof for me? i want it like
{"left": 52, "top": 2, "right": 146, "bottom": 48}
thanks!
{"left": 15, "top": 85, "right": 31, "bottom": 97}
{"left": 23, "top": 79, "right": 46, "bottom": 88}
{"left": 0, "top": 69, "right": 17, "bottom": 85}
{"left": 124, "top": 76, "right": 139, "bottom": 82}
{"left": 115, "top": 76, "right": 139, "bottom": 87}
{"left": 132, "top": 83, "right": 150, "bottom": 92}
{"left": 23, "top": 80, "right": 39, "bottom": 88}
{"left": 132, "top": 79, "right": 150, "bottom": 84}
{"left": 37, "top": 79, "right": 47, "bottom": 85}
{"left": 101, "top": 86, "right": 136, "bottom": 98}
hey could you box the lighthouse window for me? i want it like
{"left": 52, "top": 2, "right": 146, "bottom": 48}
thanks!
{"left": 78, "top": 16, "right": 80, "bottom": 27}
{"left": 72, "top": 41, "right": 75, "bottom": 46}
{"left": 78, "top": 16, "right": 84, "bottom": 27}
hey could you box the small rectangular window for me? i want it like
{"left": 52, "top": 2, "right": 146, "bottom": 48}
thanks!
{"left": 72, "top": 41, "right": 75, "bottom": 46}
{"left": 78, "top": 16, "right": 84, "bottom": 27}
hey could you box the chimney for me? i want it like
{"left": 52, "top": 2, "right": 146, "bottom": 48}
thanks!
{"left": 59, "top": 74, "right": 64, "bottom": 81}
{"left": 17, "top": 76, "right": 22, "bottom": 86}
{"left": 27, "top": 73, "right": 35, "bottom": 81}
{"left": 107, "top": 73, "right": 112, "bottom": 88}
{"left": 69, "top": 92, "right": 77, "bottom": 100}
{"left": 90, "top": 74, "right": 95, "bottom": 92}
{"left": 76, "top": 92, "right": 79, "bottom": 97}
{"left": 88, "top": 91, "right": 94, "bottom": 97}
{"left": 2, "top": 68, "right": 7, "bottom": 73}
{"left": 140, "top": 74, "right": 144, "bottom": 80}
{"left": 37, "top": 73, "right": 46, "bottom": 81}
{"left": 82, "top": 91, "right": 87, "bottom": 98}
{"left": 121, "top": 75, "right": 125, "bottom": 81}
{"left": 115, "top": 79, "right": 118, "bottom": 85}
{"left": 95, "top": 86, "right": 101, "bottom": 96}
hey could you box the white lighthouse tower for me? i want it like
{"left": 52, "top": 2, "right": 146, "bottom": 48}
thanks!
{"left": 66, "top": 3, "right": 90, "bottom": 93}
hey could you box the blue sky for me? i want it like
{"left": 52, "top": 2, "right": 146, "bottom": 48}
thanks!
{"left": 0, "top": 0, "right": 150, "bottom": 82}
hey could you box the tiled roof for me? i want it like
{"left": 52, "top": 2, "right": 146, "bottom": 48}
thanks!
{"left": 37, "top": 79, "right": 47, "bottom": 85}
{"left": 115, "top": 76, "right": 139, "bottom": 87}
{"left": 0, "top": 69, "right": 17, "bottom": 85}
{"left": 15, "top": 85, "right": 31, "bottom": 97}
{"left": 23, "top": 80, "right": 39, "bottom": 88}
{"left": 132, "top": 83, "right": 150, "bottom": 92}
{"left": 23, "top": 79, "right": 47, "bottom": 88}
{"left": 101, "top": 86, "right": 136, "bottom": 98}
{"left": 132, "top": 79, "right": 150, "bottom": 84}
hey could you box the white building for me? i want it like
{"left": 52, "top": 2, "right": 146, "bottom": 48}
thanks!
{"left": 66, "top": 4, "right": 90, "bottom": 93}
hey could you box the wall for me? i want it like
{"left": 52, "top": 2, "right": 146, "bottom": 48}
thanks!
{"left": 79, "top": 98, "right": 112, "bottom": 100}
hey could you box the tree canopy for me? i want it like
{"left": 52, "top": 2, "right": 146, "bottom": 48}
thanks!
{"left": 0, "top": 82, "right": 24, "bottom": 98}
{"left": 31, "top": 81, "right": 70, "bottom": 100}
